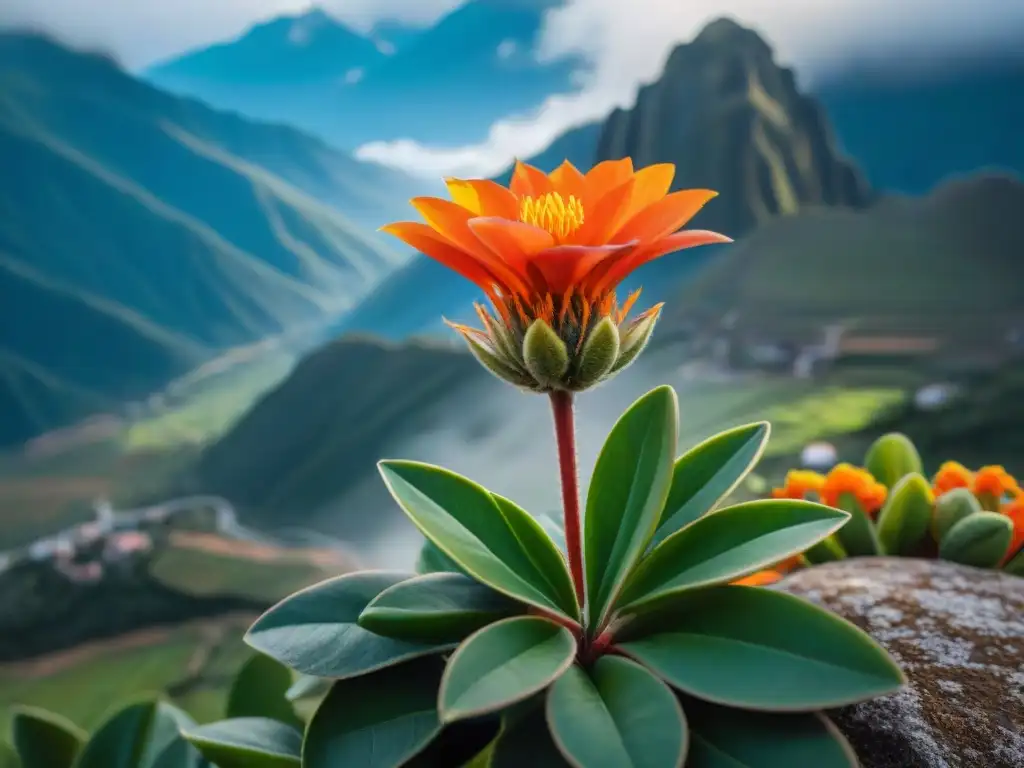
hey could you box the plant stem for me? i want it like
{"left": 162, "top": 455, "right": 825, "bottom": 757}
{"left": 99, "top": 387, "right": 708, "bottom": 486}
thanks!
{"left": 550, "top": 390, "right": 586, "bottom": 611}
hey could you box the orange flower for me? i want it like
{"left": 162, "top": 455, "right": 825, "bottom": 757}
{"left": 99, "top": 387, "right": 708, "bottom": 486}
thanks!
{"left": 972, "top": 465, "right": 1021, "bottom": 500}
{"left": 771, "top": 470, "right": 826, "bottom": 500}
{"left": 733, "top": 554, "right": 805, "bottom": 587}
{"left": 381, "top": 159, "right": 730, "bottom": 392}
{"left": 819, "top": 463, "right": 889, "bottom": 517}
{"left": 932, "top": 461, "right": 973, "bottom": 496}
{"left": 1001, "top": 496, "right": 1024, "bottom": 563}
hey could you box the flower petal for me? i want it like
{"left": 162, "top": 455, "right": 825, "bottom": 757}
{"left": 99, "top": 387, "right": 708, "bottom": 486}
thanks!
{"left": 380, "top": 222, "right": 506, "bottom": 294}
{"left": 445, "top": 178, "right": 519, "bottom": 219}
{"left": 625, "top": 163, "right": 675, "bottom": 220}
{"left": 548, "top": 160, "right": 586, "bottom": 200}
{"left": 583, "top": 158, "right": 634, "bottom": 205}
{"left": 577, "top": 177, "right": 636, "bottom": 246}
{"left": 527, "top": 243, "right": 636, "bottom": 297}
{"left": 612, "top": 189, "right": 719, "bottom": 244}
{"left": 468, "top": 217, "right": 556, "bottom": 274}
{"left": 411, "top": 197, "right": 531, "bottom": 294}
{"left": 510, "top": 160, "right": 553, "bottom": 198}
{"left": 592, "top": 229, "right": 732, "bottom": 294}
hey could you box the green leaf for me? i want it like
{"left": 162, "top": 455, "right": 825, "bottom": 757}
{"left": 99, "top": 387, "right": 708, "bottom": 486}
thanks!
{"left": 547, "top": 656, "right": 687, "bottom": 768}
{"left": 574, "top": 316, "right": 620, "bottom": 388}
{"left": 1005, "top": 547, "right": 1024, "bottom": 575}
{"left": 140, "top": 702, "right": 200, "bottom": 768}
{"left": 182, "top": 719, "right": 301, "bottom": 768}
{"left": 151, "top": 740, "right": 209, "bottom": 768}
{"left": 536, "top": 510, "right": 567, "bottom": 554}
{"left": 864, "top": 432, "right": 923, "bottom": 490}
{"left": 489, "top": 706, "right": 569, "bottom": 767}
{"left": 360, "top": 572, "right": 522, "bottom": 643}
{"left": 939, "top": 511, "right": 1013, "bottom": 569}
{"left": 11, "top": 706, "right": 85, "bottom": 768}
{"left": 73, "top": 700, "right": 158, "bottom": 768}
{"left": 303, "top": 657, "right": 445, "bottom": 768}
{"left": 802, "top": 534, "right": 847, "bottom": 564}
{"left": 832, "top": 493, "right": 881, "bottom": 557}
{"left": 652, "top": 422, "right": 771, "bottom": 547}
{"left": 245, "top": 571, "right": 453, "bottom": 679}
{"left": 0, "top": 742, "right": 20, "bottom": 768}
{"left": 226, "top": 654, "right": 300, "bottom": 727}
{"left": 618, "top": 586, "right": 905, "bottom": 710}
{"left": 417, "top": 539, "right": 467, "bottom": 575}
{"left": 585, "top": 385, "right": 679, "bottom": 628}
{"left": 617, "top": 500, "right": 848, "bottom": 613}
{"left": 685, "top": 699, "right": 858, "bottom": 767}
{"left": 379, "top": 461, "right": 579, "bottom": 619}
{"left": 491, "top": 493, "right": 578, "bottom": 614}
{"left": 875, "top": 473, "right": 934, "bottom": 556}
{"left": 933, "top": 488, "right": 981, "bottom": 542}
{"left": 285, "top": 674, "right": 330, "bottom": 702}
{"left": 439, "top": 616, "right": 577, "bottom": 722}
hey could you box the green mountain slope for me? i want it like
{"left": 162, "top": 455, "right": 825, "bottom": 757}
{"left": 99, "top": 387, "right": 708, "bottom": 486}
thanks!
{"left": 0, "top": 33, "right": 413, "bottom": 447}
{"left": 669, "top": 174, "right": 1024, "bottom": 357}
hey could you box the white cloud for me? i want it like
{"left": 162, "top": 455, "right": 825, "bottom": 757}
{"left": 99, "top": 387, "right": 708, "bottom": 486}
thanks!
{"left": 0, "top": 0, "right": 467, "bottom": 69}
{"left": 355, "top": 0, "right": 1024, "bottom": 179}
{"left": 496, "top": 39, "right": 517, "bottom": 60}
{"left": 343, "top": 66, "right": 365, "bottom": 84}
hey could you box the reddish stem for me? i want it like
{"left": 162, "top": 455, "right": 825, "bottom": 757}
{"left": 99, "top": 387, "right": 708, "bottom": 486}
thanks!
{"left": 550, "top": 390, "right": 586, "bottom": 612}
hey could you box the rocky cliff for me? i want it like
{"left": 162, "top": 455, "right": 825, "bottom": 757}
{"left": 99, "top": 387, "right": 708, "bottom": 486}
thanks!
{"left": 596, "top": 17, "right": 871, "bottom": 238}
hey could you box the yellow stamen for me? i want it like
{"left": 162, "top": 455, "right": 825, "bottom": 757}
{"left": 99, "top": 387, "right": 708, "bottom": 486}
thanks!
{"left": 519, "top": 192, "right": 585, "bottom": 239}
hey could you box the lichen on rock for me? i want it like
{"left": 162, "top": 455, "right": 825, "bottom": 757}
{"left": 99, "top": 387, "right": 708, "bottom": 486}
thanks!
{"left": 778, "top": 557, "right": 1024, "bottom": 768}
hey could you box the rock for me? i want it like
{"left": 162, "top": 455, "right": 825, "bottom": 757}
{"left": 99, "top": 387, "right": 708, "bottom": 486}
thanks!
{"left": 778, "top": 557, "right": 1024, "bottom": 768}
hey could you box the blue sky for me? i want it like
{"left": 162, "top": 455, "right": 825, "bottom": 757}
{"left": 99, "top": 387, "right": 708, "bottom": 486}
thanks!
{"left": 3, "top": 0, "right": 1022, "bottom": 177}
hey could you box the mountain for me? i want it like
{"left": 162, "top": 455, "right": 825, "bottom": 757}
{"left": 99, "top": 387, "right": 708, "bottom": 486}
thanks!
{"left": 146, "top": 1, "right": 585, "bottom": 150}
{"left": 332, "top": 17, "right": 869, "bottom": 340}
{"left": 668, "top": 174, "right": 1024, "bottom": 358}
{"left": 0, "top": 33, "right": 415, "bottom": 447}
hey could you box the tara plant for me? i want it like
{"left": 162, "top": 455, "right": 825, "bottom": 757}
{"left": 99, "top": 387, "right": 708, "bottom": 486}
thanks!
{"left": 177, "top": 158, "right": 904, "bottom": 767}
{"left": 765, "top": 432, "right": 1024, "bottom": 580}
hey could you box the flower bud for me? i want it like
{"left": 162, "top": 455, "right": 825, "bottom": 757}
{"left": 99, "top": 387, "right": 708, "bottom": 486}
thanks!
{"left": 864, "top": 432, "right": 923, "bottom": 489}
{"left": 610, "top": 305, "right": 661, "bottom": 375}
{"left": 573, "top": 317, "right": 620, "bottom": 389}
{"left": 523, "top": 319, "right": 570, "bottom": 388}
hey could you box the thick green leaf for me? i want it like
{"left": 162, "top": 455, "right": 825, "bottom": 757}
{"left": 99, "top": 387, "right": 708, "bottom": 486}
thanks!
{"left": 151, "top": 740, "right": 209, "bottom": 768}
{"left": 585, "top": 386, "right": 679, "bottom": 628}
{"left": 491, "top": 493, "right": 577, "bottom": 614}
{"left": 0, "top": 742, "right": 19, "bottom": 768}
{"left": 379, "top": 461, "right": 579, "bottom": 619}
{"left": 832, "top": 493, "right": 881, "bottom": 557}
{"left": 685, "top": 699, "right": 857, "bottom": 767}
{"left": 864, "top": 432, "right": 923, "bottom": 490}
{"left": 360, "top": 572, "right": 522, "bottom": 643}
{"left": 547, "top": 656, "right": 687, "bottom": 768}
{"left": 489, "top": 706, "right": 569, "bottom": 767}
{"left": 245, "top": 571, "right": 452, "bottom": 679}
{"left": 11, "top": 706, "right": 85, "bottom": 768}
{"left": 618, "top": 500, "right": 848, "bottom": 613}
{"left": 939, "top": 511, "right": 1013, "bottom": 568}
{"left": 876, "top": 473, "right": 934, "bottom": 556}
{"left": 417, "top": 539, "right": 467, "bottom": 575}
{"left": 140, "top": 702, "right": 200, "bottom": 768}
{"left": 618, "top": 586, "right": 905, "bottom": 710}
{"left": 439, "top": 616, "right": 577, "bottom": 722}
{"left": 182, "top": 719, "right": 301, "bottom": 768}
{"left": 652, "top": 422, "right": 771, "bottom": 547}
{"left": 802, "top": 534, "right": 847, "bottom": 564}
{"left": 73, "top": 700, "right": 158, "bottom": 768}
{"left": 304, "top": 657, "right": 445, "bottom": 768}
{"left": 285, "top": 674, "right": 330, "bottom": 702}
{"left": 226, "top": 654, "right": 300, "bottom": 727}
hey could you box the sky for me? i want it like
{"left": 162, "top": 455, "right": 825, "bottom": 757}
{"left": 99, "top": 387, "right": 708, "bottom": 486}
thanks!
{"left": 3, "top": 0, "right": 1022, "bottom": 178}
